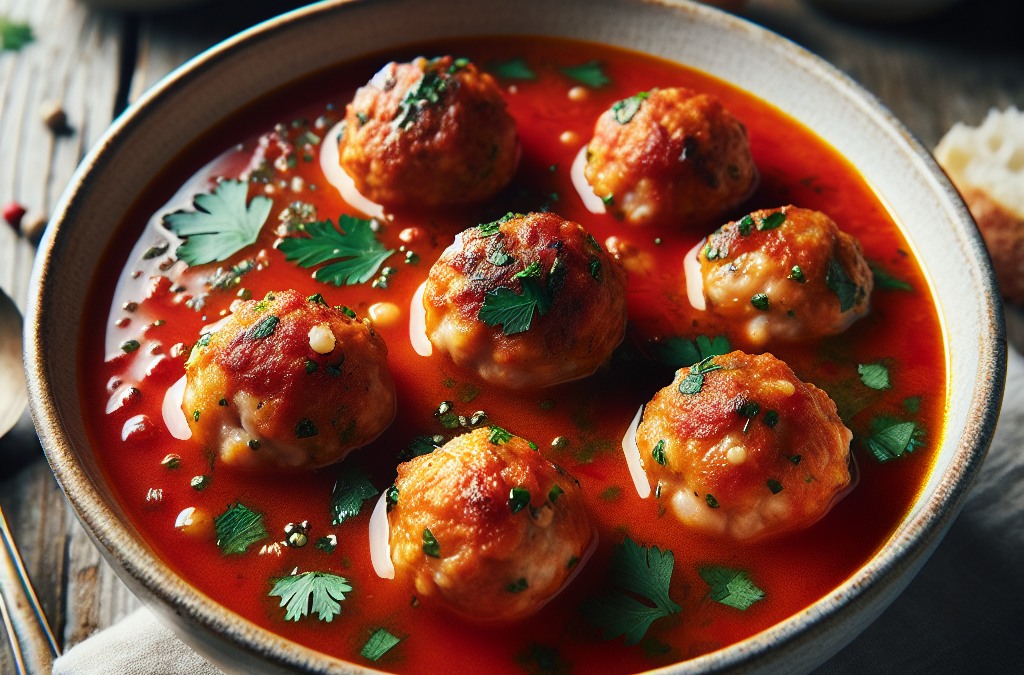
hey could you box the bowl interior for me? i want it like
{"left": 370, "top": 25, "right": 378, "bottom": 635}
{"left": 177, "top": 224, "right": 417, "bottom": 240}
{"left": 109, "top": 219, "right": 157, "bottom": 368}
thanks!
{"left": 26, "top": 0, "right": 1004, "bottom": 673}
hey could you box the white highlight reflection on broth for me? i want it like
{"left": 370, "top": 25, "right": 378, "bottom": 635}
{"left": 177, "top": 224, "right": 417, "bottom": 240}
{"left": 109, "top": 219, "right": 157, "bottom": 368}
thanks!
{"left": 320, "top": 121, "right": 386, "bottom": 221}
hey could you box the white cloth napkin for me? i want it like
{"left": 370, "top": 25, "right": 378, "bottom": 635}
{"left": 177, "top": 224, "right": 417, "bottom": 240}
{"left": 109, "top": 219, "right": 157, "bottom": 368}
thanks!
{"left": 53, "top": 349, "right": 1024, "bottom": 675}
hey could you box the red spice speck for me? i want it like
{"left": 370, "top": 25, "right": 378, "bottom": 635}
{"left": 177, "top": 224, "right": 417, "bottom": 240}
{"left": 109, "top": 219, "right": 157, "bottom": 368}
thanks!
{"left": 3, "top": 202, "right": 27, "bottom": 229}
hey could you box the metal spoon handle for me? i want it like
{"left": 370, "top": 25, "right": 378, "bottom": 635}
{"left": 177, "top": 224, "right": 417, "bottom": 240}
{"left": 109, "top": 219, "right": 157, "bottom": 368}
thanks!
{"left": 0, "top": 506, "right": 59, "bottom": 673}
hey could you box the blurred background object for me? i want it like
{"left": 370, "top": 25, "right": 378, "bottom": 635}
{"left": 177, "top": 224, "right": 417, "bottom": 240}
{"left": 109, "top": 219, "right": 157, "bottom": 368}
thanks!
{"left": 806, "top": 0, "right": 965, "bottom": 23}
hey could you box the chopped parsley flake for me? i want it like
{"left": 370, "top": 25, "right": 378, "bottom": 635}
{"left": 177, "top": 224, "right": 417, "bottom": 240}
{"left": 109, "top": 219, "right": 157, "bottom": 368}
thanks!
{"left": 904, "top": 396, "right": 921, "bottom": 413}
{"left": 611, "top": 92, "right": 648, "bottom": 124}
{"left": 478, "top": 212, "right": 520, "bottom": 237}
{"left": 164, "top": 180, "right": 272, "bottom": 266}
{"left": 766, "top": 479, "right": 784, "bottom": 494}
{"left": 590, "top": 258, "right": 603, "bottom": 281}
{"left": 489, "top": 57, "right": 536, "bottom": 80}
{"left": 870, "top": 262, "right": 914, "bottom": 291}
{"left": 214, "top": 503, "right": 268, "bottom": 555}
{"left": 489, "top": 426, "right": 513, "bottom": 445}
{"left": 393, "top": 71, "right": 448, "bottom": 130}
{"left": 653, "top": 334, "right": 731, "bottom": 369}
{"left": 652, "top": 440, "right": 667, "bottom": 466}
{"left": 269, "top": 570, "right": 351, "bottom": 622}
{"left": 858, "top": 362, "right": 891, "bottom": 390}
{"left": 121, "top": 339, "right": 140, "bottom": 353}
{"left": 865, "top": 417, "right": 924, "bottom": 463}
{"left": 360, "top": 628, "right": 403, "bottom": 662}
{"left": 784, "top": 454, "right": 802, "bottom": 465}
{"left": 706, "top": 494, "right": 720, "bottom": 509}
{"left": 758, "top": 211, "right": 786, "bottom": 231}
{"left": 698, "top": 566, "right": 764, "bottom": 610}
{"left": 561, "top": 61, "right": 611, "bottom": 88}
{"left": 737, "top": 215, "right": 754, "bottom": 236}
{"left": 548, "top": 485, "right": 565, "bottom": 503}
{"left": 329, "top": 463, "right": 379, "bottom": 525}
{"left": 751, "top": 293, "right": 770, "bottom": 311}
{"left": 507, "top": 578, "right": 529, "bottom": 593}
{"left": 579, "top": 536, "right": 681, "bottom": 645}
{"left": 788, "top": 265, "right": 806, "bottom": 282}
{"left": 295, "top": 418, "right": 319, "bottom": 439}
{"left": 399, "top": 435, "right": 443, "bottom": 462}
{"left": 245, "top": 315, "right": 279, "bottom": 340}
{"left": 478, "top": 276, "right": 552, "bottom": 335}
{"left": 509, "top": 487, "right": 531, "bottom": 514}
{"left": 764, "top": 410, "right": 780, "bottom": 428}
{"left": 678, "top": 355, "right": 722, "bottom": 395}
{"left": 826, "top": 258, "right": 861, "bottom": 312}
{"left": 0, "top": 17, "right": 34, "bottom": 51}
{"left": 278, "top": 216, "right": 394, "bottom": 286}
{"left": 422, "top": 528, "right": 440, "bottom": 557}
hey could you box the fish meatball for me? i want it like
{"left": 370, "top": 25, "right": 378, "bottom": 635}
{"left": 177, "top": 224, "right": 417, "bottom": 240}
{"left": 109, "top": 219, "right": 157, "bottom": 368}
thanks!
{"left": 388, "top": 427, "right": 593, "bottom": 622}
{"left": 182, "top": 290, "right": 396, "bottom": 469}
{"left": 691, "top": 206, "right": 873, "bottom": 344}
{"left": 338, "top": 56, "right": 519, "bottom": 207}
{"left": 634, "top": 351, "right": 852, "bottom": 541}
{"left": 423, "top": 212, "right": 628, "bottom": 389}
{"left": 585, "top": 87, "right": 757, "bottom": 226}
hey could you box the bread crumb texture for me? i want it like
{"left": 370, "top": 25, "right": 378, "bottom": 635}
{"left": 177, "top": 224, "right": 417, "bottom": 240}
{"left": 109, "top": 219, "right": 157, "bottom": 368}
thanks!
{"left": 935, "top": 107, "right": 1024, "bottom": 304}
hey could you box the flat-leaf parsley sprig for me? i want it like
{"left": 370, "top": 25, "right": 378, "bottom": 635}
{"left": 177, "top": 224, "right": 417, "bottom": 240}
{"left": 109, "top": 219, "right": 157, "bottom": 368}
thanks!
{"left": 269, "top": 569, "right": 352, "bottom": 622}
{"left": 164, "top": 179, "right": 273, "bottom": 266}
{"left": 278, "top": 215, "right": 394, "bottom": 286}
{"left": 580, "top": 536, "right": 682, "bottom": 645}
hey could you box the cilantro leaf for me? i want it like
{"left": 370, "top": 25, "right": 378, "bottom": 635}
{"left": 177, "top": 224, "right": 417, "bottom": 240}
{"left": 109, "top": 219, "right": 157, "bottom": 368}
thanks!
{"left": 164, "top": 180, "right": 272, "bottom": 266}
{"left": 857, "top": 362, "right": 891, "bottom": 390}
{"left": 869, "top": 262, "right": 913, "bottom": 291}
{"left": 0, "top": 16, "right": 33, "bottom": 51}
{"left": 611, "top": 92, "right": 649, "bottom": 124}
{"left": 561, "top": 61, "right": 611, "bottom": 87}
{"left": 329, "top": 463, "right": 379, "bottom": 525}
{"left": 580, "top": 536, "right": 681, "bottom": 645}
{"left": 698, "top": 566, "right": 765, "bottom": 610}
{"left": 214, "top": 503, "right": 268, "bottom": 555}
{"left": 269, "top": 570, "right": 351, "bottom": 622}
{"left": 479, "top": 277, "right": 552, "bottom": 335}
{"left": 360, "top": 628, "right": 403, "bottom": 662}
{"left": 652, "top": 334, "right": 730, "bottom": 369}
{"left": 489, "top": 57, "right": 536, "bottom": 80}
{"left": 398, "top": 435, "right": 443, "bottom": 462}
{"left": 825, "top": 258, "right": 861, "bottom": 312}
{"left": 278, "top": 216, "right": 394, "bottom": 286}
{"left": 865, "top": 418, "right": 924, "bottom": 463}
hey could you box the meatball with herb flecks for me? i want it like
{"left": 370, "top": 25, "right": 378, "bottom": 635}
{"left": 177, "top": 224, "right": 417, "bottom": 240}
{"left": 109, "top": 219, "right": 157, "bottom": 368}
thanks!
{"left": 631, "top": 351, "right": 853, "bottom": 541}
{"left": 338, "top": 56, "right": 519, "bottom": 208}
{"left": 423, "top": 212, "right": 628, "bottom": 389}
{"left": 585, "top": 87, "right": 757, "bottom": 226}
{"left": 690, "top": 206, "right": 873, "bottom": 344}
{"left": 182, "top": 290, "right": 395, "bottom": 469}
{"left": 386, "top": 427, "right": 594, "bottom": 622}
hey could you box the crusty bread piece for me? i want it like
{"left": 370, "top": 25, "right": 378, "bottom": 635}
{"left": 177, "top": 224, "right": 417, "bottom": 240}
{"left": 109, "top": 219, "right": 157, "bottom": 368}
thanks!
{"left": 935, "top": 106, "right": 1024, "bottom": 305}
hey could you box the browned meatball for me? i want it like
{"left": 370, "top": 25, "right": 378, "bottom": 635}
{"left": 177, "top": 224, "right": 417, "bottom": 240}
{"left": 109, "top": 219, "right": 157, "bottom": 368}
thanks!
{"left": 632, "top": 351, "right": 852, "bottom": 541}
{"left": 423, "top": 212, "right": 628, "bottom": 388}
{"left": 182, "top": 290, "right": 396, "bottom": 469}
{"left": 692, "top": 206, "right": 873, "bottom": 344}
{"left": 387, "top": 427, "right": 593, "bottom": 622}
{"left": 584, "top": 87, "right": 757, "bottom": 226}
{"left": 337, "top": 56, "right": 519, "bottom": 207}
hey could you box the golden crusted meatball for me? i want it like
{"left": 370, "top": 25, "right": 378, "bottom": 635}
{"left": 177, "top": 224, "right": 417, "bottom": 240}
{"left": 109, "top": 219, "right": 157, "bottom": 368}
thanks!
{"left": 634, "top": 351, "right": 852, "bottom": 541}
{"left": 388, "top": 427, "right": 593, "bottom": 622}
{"left": 423, "top": 212, "right": 628, "bottom": 388}
{"left": 693, "top": 206, "right": 873, "bottom": 344}
{"left": 584, "top": 87, "right": 757, "bottom": 226}
{"left": 182, "top": 290, "right": 396, "bottom": 469}
{"left": 338, "top": 56, "right": 519, "bottom": 207}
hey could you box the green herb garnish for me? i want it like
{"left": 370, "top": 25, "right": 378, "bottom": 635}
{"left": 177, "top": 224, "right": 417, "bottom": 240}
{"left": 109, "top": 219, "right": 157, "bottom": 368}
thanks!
{"left": 611, "top": 92, "right": 648, "bottom": 124}
{"left": 507, "top": 578, "right": 529, "bottom": 593}
{"left": 678, "top": 355, "right": 722, "bottom": 395}
{"left": 766, "top": 479, "right": 784, "bottom": 494}
{"left": 214, "top": 503, "right": 268, "bottom": 555}
{"left": 422, "top": 528, "right": 440, "bottom": 557}
{"left": 489, "top": 426, "right": 513, "bottom": 445}
{"left": 857, "top": 362, "right": 891, "bottom": 390}
{"left": 651, "top": 440, "right": 667, "bottom": 466}
{"left": 164, "top": 180, "right": 272, "bottom": 266}
{"left": 329, "top": 463, "right": 379, "bottom": 525}
{"left": 278, "top": 216, "right": 394, "bottom": 286}
{"left": 269, "top": 570, "right": 351, "bottom": 622}
{"left": 764, "top": 410, "right": 779, "bottom": 428}
{"left": 561, "top": 61, "right": 611, "bottom": 87}
{"left": 295, "top": 418, "right": 319, "bottom": 439}
{"left": 737, "top": 215, "right": 754, "bottom": 236}
{"left": 478, "top": 276, "right": 552, "bottom": 335}
{"left": 758, "top": 211, "right": 786, "bottom": 231}
{"left": 865, "top": 418, "right": 924, "bottom": 463}
{"left": 698, "top": 566, "right": 764, "bottom": 610}
{"left": 245, "top": 315, "right": 279, "bottom": 340}
{"left": 489, "top": 57, "right": 536, "bottom": 80}
{"left": 509, "top": 487, "right": 531, "bottom": 514}
{"left": 870, "top": 262, "right": 913, "bottom": 291}
{"left": 548, "top": 485, "right": 565, "bottom": 503}
{"left": 825, "top": 258, "right": 860, "bottom": 312}
{"left": 788, "top": 265, "right": 806, "bottom": 282}
{"left": 360, "top": 628, "right": 403, "bottom": 662}
{"left": 579, "top": 536, "right": 682, "bottom": 645}
{"left": 393, "top": 71, "right": 448, "bottom": 130}
{"left": 399, "top": 435, "right": 443, "bottom": 462}
{"left": 0, "top": 16, "right": 33, "bottom": 51}
{"left": 653, "top": 334, "right": 730, "bottom": 370}
{"left": 706, "top": 494, "right": 720, "bottom": 508}
{"left": 750, "top": 293, "right": 770, "bottom": 311}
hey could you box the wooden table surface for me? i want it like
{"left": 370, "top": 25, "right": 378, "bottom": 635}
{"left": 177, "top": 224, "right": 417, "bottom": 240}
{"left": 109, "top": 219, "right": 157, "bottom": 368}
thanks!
{"left": 0, "top": 0, "right": 1020, "bottom": 671}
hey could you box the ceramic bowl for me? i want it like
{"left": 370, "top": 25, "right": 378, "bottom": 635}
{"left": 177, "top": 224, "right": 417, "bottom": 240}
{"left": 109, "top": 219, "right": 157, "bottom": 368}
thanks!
{"left": 25, "top": 1, "right": 1005, "bottom": 673}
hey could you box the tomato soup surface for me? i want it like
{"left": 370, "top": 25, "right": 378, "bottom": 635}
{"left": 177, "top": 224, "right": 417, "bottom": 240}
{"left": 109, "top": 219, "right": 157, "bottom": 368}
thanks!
{"left": 80, "top": 36, "right": 946, "bottom": 674}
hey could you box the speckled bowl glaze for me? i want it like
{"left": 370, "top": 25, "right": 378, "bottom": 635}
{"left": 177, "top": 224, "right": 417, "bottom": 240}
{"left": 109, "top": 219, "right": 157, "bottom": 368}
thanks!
{"left": 25, "top": 1, "right": 1005, "bottom": 673}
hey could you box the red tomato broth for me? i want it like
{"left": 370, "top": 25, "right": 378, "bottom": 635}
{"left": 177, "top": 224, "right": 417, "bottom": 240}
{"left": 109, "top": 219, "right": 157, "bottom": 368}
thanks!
{"left": 77, "top": 36, "right": 946, "bottom": 674}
